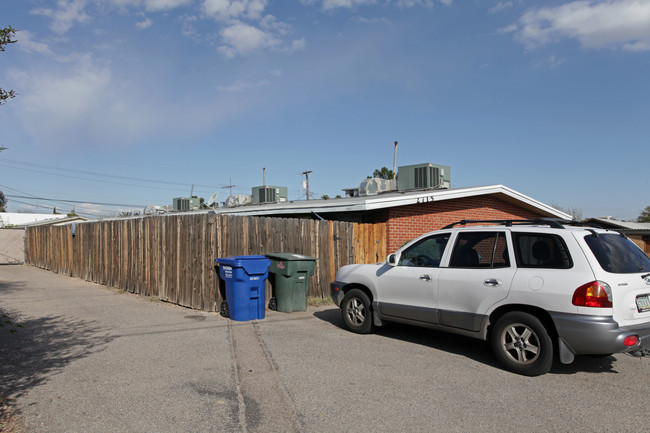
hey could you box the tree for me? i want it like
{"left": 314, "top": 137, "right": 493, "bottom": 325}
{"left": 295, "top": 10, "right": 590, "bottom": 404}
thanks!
{"left": 369, "top": 167, "right": 395, "bottom": 180}
{"left": 0, "top": 26, "right": 17, "bottom": 106}
{"left": 551, "top": 202, "right": 583, "bottom": 221}
{"left": 1, "top": 26, "right": 17, "bottom": 153}
{"left": 0, "top": 190, "right": 6, "bottom": 212}
{"left": 638, "top": 205, "right": 650, "bottom": 223}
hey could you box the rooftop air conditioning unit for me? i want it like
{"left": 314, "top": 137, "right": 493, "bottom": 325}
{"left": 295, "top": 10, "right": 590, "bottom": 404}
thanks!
{"left": 173, "top": 197, "right": 201, "bottom": 211}
{"left": 251, "top": 186, "right": 288, "bottom": 204}
{"left": 359, "top": 178, "right": 397, "bottom": 196}
{"left": 397, "top": 163, "right": 451, "bottom": 192}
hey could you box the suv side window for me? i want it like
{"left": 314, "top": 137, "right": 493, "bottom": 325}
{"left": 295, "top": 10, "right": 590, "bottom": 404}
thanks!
{"left": 449, "top": 232, "right": 509, "bottom": 268}
{"left": 513, "top": 233, "right": 573, "bottom": 269}
{"left": 398, "top": 234, "right": 450, "bottom": 267}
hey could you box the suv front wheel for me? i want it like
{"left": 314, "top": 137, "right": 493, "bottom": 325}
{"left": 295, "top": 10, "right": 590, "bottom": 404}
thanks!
{"left": 491, "top": 312, "right": 553, "bottom": 376}
{"left": 341, "top": 289, "right": 374, "bottom": 334}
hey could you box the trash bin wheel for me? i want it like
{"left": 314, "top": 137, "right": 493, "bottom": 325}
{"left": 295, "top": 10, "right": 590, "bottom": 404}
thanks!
{"left": 268, "top": 297, "right": 277, "bottom": 311}
{"left": 220, "top": 301, "right": 230, "bottom": 318}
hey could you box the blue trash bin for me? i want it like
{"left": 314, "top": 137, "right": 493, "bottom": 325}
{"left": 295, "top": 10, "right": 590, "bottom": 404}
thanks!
{"left": 215, "top": 255, "right": 271, "bottom": 321}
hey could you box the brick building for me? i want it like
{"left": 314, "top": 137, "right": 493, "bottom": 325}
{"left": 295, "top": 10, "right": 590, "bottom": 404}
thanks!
{"left": 216, "top": 185, "right": 570, "bottom": 254}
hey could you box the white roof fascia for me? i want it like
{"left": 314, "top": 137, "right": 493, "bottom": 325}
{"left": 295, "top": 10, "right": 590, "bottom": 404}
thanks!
{"left": 484, "top": 185, "right": 573, "bottom": 220}
{"left": 214, "top": 185, "right": 571, "bottom": 219}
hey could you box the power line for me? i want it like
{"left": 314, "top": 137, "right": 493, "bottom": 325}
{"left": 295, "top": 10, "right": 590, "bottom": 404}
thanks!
{"left": 0, "top": 162, "right": 189, "bottom": 192}
{"left": 6, "top": 198, "right": 103, "bottom": 219}
{"left": 6, "top": 194, "right": 144, "bottom": 208}
{"left": 0, "top": 158, "right": 227, "bottom": 191}
{"left": 0, "top": 184, "right": 88, "bottom": 214}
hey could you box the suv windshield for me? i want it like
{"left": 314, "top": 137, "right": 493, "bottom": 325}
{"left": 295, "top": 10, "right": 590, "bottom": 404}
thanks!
{"left": 584, "top": 233, "right": 650, "bottom": 273}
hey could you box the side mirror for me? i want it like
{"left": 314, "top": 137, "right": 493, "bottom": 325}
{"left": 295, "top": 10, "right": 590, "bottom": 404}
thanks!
{"left": 387, "top": 254, "right": 397, "bottom": 266}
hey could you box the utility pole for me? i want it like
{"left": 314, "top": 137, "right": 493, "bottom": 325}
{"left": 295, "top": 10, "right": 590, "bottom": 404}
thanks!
{"left": 222, "top": 177, "right": 236, "bottom": 196}
{"left": 301, "top": 170, "right": 312, "bottom": 200}
{"left": 393, "top": 141, "right": 398, "bottom": 180}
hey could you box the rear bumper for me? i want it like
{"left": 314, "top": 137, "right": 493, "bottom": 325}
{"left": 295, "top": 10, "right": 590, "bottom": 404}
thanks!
{"left": 551, "top": 312, "right": 650, "bottom": 355}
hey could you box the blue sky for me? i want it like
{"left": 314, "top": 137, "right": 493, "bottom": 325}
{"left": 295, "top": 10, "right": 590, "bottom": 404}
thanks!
{"left": 1, "top": 0, "right": 649, "bottom": 220}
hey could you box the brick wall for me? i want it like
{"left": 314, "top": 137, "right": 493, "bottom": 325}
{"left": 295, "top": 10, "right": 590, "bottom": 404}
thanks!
{"left": 386, "top": 196, "right": 541, "bottom": 252}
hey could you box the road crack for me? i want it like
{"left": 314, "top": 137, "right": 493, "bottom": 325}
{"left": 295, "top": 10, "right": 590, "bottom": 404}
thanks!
{"left": 229, "top": 320, "right": 301, "bottom": 433}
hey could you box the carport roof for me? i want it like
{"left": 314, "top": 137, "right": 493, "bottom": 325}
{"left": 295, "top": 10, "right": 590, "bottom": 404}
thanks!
{"left": 214, "top": 184, "right": 571, "bottom": 219}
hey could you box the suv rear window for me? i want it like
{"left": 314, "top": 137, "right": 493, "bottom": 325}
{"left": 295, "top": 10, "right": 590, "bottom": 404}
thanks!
{"left": 584, "top": 233, "right": 650, "bottom": 274}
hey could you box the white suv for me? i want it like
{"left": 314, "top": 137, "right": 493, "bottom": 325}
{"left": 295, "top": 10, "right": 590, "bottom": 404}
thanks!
{"left": 330, "top": 219, "right": 650, "bottom": 376}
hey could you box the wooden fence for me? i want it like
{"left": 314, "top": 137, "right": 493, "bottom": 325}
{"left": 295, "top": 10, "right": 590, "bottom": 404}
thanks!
{"left": 25, "top": 214, "right": 386, "bottom": 312}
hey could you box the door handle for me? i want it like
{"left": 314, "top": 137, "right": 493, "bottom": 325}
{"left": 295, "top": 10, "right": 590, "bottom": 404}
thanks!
{"left": 420, "top": 275, "right": 432, "bottom": 281}
{"left": 483, "top": 279, "right": 502, "bottom": 287}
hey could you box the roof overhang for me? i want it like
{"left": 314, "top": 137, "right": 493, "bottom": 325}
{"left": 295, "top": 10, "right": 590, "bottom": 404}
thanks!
{"left": 214, "top": 185, "right": 571, "bottom": 219}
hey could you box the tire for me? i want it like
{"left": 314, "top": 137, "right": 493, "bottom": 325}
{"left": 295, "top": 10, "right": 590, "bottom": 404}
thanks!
{"left": 341, "top": 289, "right": 374, "bottom": 334}
{"left": 491, "top": 312, "right": 553, "bottom": 376}
{"left": 268, "top": 297, "right": 277, "bottom": 311}
{"left": 220, "top": 301, "right": 230, "bottom": 318}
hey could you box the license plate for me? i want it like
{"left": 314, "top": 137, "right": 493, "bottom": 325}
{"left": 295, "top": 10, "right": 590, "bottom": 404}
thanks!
{"left": 637, "top": 295, "right": 650, "bottom": 313}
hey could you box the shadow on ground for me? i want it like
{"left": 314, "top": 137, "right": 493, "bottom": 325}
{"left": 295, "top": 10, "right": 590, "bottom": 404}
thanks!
{"left": 0, "top": 279, "right": 115, "bottom": 401}
{"left": 313, "top": 308, "right": 619, "bottom": 376}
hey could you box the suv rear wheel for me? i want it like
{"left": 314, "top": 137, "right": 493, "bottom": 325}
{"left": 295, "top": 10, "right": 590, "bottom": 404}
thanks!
{"left": 341, "top": 289, "right": 374, "bottom": 334}
{"left": 491, "top": 312, "right": 553, "bottom": 376}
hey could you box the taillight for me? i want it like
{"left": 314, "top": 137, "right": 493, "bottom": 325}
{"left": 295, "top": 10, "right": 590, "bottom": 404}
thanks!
{"left": 572, "top": 281, "right": 613, "bottom": 308}
{"left": 623, "top": 335, "right": 639, "bottom": 347}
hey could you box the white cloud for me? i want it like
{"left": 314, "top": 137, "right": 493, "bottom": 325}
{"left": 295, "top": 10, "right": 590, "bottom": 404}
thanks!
{"left": 623, "top": 40, "right": 650, "bottom": 51}
{"left": 498, "top": 23, "right": 518, "bottom": 34}
{"left": 31, "top": 0, "right": 91, "bottom": 34}
{"left": 290, "top": 38, "right": 307, "bottom": 52}
{"left": 489, "top": 1, "right": 513, "bottom": 14}
{"left": 321, "top": 0, "right": 377, "bottom": 10}
{"left": 396, "top": 0, "right": 435, "bottom": 8}
{"left": 108, "top": 0, "right": 191, "bottom": 12}
{"left": 216, "top": 79, "right": 270, "bottom": 91}
{"left": 15, "top": 31, "right": 55, "bottom": 56}
{"left": 218, "top": 22, "right": 279, "bottom": 57}
{"left": 513, "top": 0, "right": 650, "bottom": 51}
{"left": 531, "top": 55, "right": 565, "bottom": 69}
{"left": 9, "top": 56, "right": 157, "bottom": 149}
{"left": 301, "top": 0, "right": 449, "bottom": 10}
{"left": 143, "top": 0, "right": 192, "bottom": 12}
{"left": 260, "top": 15, "right": 292, "bottom": 35}
{"left": 136, "top": 17, "right": 153, "bottom": 29}
{"left": 356, "top": 16, "right": 390, "bottom": 24}
{"left": 201, "top": 1, "right": 301, "bottom": 57}
{"left": 202, "top": 0, "right": 268, "bottom": 21}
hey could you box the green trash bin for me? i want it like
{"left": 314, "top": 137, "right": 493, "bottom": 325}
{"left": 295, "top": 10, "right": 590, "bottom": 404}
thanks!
{"left": 265, "top": 253, "right": 317, "bottom": 313}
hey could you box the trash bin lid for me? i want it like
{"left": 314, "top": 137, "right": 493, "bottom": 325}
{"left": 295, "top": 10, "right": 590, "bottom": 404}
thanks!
{"left": 215, "top": 255, "right": 271, "bottom": 275}
{"left": 265, "top": 252, "right": 317, "bottom": 261}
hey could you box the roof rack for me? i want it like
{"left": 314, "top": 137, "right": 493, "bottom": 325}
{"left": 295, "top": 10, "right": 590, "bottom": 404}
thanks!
{"left": 441, "top": 218, "right": 607, "bottom": 230}
{"left": 441, "top": 218, "right": 571, "bottom": 230}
